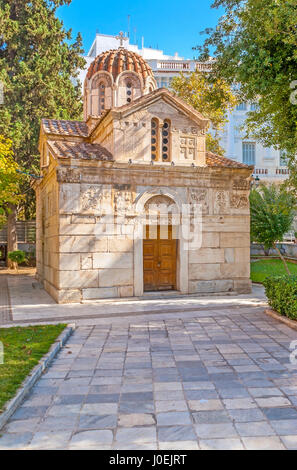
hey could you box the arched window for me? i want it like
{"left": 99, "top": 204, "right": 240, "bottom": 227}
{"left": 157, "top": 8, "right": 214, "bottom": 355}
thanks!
{"left": 126, "top": 81, "right": 132, "bottom": 103}
{"left": 162, "top": 119, "right": 171, "bottom": 161}
{"left": 151, "top": 118, "right": 159, "bottom": 161}
{"left": 99, "top": 82, "right": 105, "bottom": 113}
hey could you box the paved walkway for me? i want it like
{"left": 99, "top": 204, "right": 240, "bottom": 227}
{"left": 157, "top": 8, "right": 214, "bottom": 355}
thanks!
{"left": 1, "top": 273, "right": 267, "bottom": 327}
{"left": 1, "top": 304, "right": 297, "bottom": 449}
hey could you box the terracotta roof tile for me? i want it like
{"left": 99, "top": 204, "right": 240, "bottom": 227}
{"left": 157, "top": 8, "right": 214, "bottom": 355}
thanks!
{"left": 48, "top": 140, "right": 113, "bottom": 161}
{"left": 86, "top": 49, "right": 154, "bottom": 82}
{"left": 206, "top": 151, "right": 253, "bottom": 169}
{"left": 42, "top": 119, "right": 89, "bottom": 137}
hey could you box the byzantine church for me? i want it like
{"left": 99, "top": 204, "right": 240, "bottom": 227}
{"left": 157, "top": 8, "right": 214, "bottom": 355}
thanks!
{"left": 35, "top": 40, "right": 253, "bottom": 303}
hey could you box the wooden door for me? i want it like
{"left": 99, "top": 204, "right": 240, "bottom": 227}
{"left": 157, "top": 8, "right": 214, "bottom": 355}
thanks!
{"left": 143, "top": 225, "right": 177, "bottom": 291}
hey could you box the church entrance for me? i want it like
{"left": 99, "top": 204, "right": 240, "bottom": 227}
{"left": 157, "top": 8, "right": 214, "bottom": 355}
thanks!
{"left": 143, "top": 225, "right": 177, "bottom": 292}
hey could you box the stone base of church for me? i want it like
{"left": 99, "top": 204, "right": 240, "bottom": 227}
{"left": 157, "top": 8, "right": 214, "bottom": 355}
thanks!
{"left": 39, "top": 277, "right": 252, "bottom": 304}
{"left": 189, "top": 278, "right": 252, "bottom": 295}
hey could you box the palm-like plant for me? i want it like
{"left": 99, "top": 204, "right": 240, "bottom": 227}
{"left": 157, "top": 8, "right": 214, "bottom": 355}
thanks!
{"left": 250, "top": 184, "right": 296, "bottom": 275}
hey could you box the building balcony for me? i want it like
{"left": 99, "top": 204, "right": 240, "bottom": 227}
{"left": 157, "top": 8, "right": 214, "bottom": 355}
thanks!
{"left": 253, "top": 167, "right": 290, "bottom": 179}
{"left": 150, "top": 60, "right": 213, "bottom": 73}
{"left": 156, "top": 61, "right": 192, "bottom": 71}
{"left": 195, "top": 62, "right": 213, "bottom": 73}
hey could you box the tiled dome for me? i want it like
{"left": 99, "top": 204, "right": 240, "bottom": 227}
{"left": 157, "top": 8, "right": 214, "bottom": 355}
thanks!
{"left": 86, "top": 48, "right": 154, "bottom": 82}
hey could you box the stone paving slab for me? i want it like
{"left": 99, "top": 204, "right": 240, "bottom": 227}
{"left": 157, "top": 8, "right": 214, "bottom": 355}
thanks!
{"left": 1, "top": 306, "right": 297, "bottom": 449}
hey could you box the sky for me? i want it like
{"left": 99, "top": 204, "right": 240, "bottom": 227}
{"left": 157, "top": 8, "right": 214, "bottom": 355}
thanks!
{"left": 57, "top": 0, "right": 224, "bottom": 59}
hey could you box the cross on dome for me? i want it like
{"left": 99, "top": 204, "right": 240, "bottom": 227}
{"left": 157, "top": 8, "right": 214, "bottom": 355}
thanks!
{"left": 115, "top": 31, "right": 128, "bottom": 48}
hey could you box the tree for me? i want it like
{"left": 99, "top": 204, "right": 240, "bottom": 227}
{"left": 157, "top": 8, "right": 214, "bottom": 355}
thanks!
{"left": 0, "top": 0, "right": 85, "bottom": 264}
{"left": 198, "top": 0, "right": 297, "bottom": 158}
{"left": 170, "top": 71, "right": 237, "bottom": 154}
{"left": 250, "top": 184, "right": 296, "bottom": 275}
{"left": 0, "top": 136, "right": 23, "bottom": 227}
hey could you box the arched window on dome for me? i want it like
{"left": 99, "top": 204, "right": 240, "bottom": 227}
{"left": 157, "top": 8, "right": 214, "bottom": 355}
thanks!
{"left": 98, "top": 82, "right": 106, "bottom": 114}
{"left": 162, "top": 119, "right": 171, "bottom": 162}
{"left": 126, "top": 81, "right": 132, "bottom": 103}
{"left": 91, "top": 78, "right": 106, "bottom": 115}
{"left": 151, "top": 118, "right": 159, "bottom": 162}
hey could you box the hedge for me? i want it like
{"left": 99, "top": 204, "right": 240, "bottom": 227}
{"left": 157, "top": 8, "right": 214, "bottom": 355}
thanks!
{"left": 263, "top": 275, "right": 297, "bottom": 320}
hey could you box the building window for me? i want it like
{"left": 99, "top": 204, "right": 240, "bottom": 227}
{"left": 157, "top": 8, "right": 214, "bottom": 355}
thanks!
{"left": 280, "top": 150, "right": 288, "bottom": 167}
{"left": 250, "top": 102, "right": 258, "bottom": 111}
{"left": 236, "top": 102, "right": 247, "bottom": 111}
{"left": 99, "top": 82, "right": 105, "bottom": 113}
{"left": 162, "top": 120, "right": 171, "bottom": 162}
{"left": 151, "top": 118, "right": 159, "bottom": 161}
{"left": 126, "top": 82, "right": 132, "bottom": 103}
{"left": 242, "top": 142, "right": 256, "bottom": 165}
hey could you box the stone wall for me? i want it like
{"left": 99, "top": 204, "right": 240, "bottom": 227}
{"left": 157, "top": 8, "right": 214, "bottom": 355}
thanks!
{"left": 35, "top": 163, "right": 252, "bottom": 303}
{"left": 35, "top": 164, "right": 60, "bottom": 301}
{"left": 94, "top": 100, "right": 207, "bottom": 166}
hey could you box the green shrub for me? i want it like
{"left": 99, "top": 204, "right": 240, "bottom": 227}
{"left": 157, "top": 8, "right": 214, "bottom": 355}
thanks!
{"left": 7, "top": 250, "right": 27, "bottom": 268}
{"left": 263, "top": 275, "right": 297, "bottom": 320}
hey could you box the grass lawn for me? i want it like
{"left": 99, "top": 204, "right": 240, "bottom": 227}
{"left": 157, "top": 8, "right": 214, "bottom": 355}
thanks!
{"left": 251, "top": 258, "right": 297, "bottom": 283}
{"left": 0, "top": 324, "right": 66, "bottom": 413}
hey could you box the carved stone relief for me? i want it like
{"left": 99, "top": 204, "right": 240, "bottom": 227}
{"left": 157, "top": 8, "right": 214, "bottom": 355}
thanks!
{"left": 144, "top": 195, "right": 179, "bottom": 225}
{"left": 214, "top": 190, "right": 230, "bottom": 215}
{"left": 232, "top": 177, "right": 250, "bottom": 191}
{"left": 230, "top": 194, "right": 249, "bottom": 209}
{"left": 180, "top": 135, "right": 196, "bottom": 160}
{"left": 80, "top": 185, "right": 111, "bottom": 214}
{"left": 57, "top": 168, "right": 80, "bottom": 183}
{"left": 114, "top": 190, "right": 134, "bottom": 216}
{"left": 189, "top": 188, "right": 209, "bottom": 215}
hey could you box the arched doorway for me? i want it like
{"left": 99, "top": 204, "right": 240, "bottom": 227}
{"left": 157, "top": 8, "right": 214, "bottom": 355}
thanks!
{"left": 143, "top": 195, "right": 178, "bottom": 292}
{"left": 133, "top": 189, "right": 189, "bottom": 297}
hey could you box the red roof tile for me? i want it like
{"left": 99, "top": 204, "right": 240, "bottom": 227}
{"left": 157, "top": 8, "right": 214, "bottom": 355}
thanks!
{"left": 86, "top": 49, "right": 154, "bottom": 82}
{"left": 42, "top": 119, "right": 89, "bottom": 137}
{"left": 47, "top": 140, "right": 113, "bottom": 161}
{"left": 206, "top": 151, "right": 253, "bottom": 169}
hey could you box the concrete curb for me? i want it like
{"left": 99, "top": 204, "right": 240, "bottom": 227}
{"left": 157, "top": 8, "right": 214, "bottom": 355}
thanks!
{"left": 264, "top": 308, "right": 297, "bottom": 332}
{"left": 0, "top": 323, "right": 76, "bottom": 431}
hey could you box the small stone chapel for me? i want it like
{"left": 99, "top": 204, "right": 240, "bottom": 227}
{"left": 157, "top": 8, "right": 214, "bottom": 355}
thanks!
{"left": 34, "top": 44, "right": 253, "bottom": 303}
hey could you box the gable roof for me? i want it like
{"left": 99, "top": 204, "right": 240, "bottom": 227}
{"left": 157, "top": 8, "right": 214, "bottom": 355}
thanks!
{"left": 206, "top": 151, "right": 253, "bottom": 169}
{"left": 42, "top": 119, "right": 89, "bottom": 138}
{"left": 47, "top": 140, "right": 113, "bottom": 161}
{"left": 90, "top": 88, "right": 210, "bottom": 137}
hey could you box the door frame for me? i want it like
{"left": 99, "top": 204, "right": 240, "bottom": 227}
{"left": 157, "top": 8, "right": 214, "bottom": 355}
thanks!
{"left": 133, "top": 189, "right": 189, "bottom": 297}
{"left": 143, "top": 224, "right": 177, "bottom": 292}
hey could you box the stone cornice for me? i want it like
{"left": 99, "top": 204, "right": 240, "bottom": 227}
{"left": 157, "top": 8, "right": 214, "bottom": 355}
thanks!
{"left": 56, "top": 162, "right": 252, "bottom": 189}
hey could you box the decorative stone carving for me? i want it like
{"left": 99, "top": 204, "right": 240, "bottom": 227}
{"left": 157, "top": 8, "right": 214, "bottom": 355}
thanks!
{"left": 144, "top": 195, "right": 178, "bottom": 225}
{"left": 232, "top": 177, "right": 250, "bottom": 191}
{"left": 80, "top": 185, "right": 111, "bottom": 214}
{"left": 180, "top": 135, "right": 196, "bottom": 160}
{"left": 114, "top": 190, "right": 134, "bottom": 216}
{"left": 57, "top": 168, "right": 80, "bottom": 183}
{"left": 144, "top": 195, "right": 175, "bottom": 211}
{"left": 214, "top": 190, "right": 229, "bottom": 214}
{"left": 189, "top": 188, "right": 209, "bottom": 215}
{"left": 230, "top": 194, "right": 249, "bottom": 209}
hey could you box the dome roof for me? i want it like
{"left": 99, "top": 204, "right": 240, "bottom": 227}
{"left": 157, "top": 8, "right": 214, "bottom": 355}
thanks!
{"left": 86, "top": 48, "right": 154, "bottom": 82}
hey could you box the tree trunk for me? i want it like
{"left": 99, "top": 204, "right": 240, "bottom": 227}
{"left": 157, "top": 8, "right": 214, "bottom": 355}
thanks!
{"left": 7, "top": 203, "right": 17, "bottom": 269}
{"left": 274, "top": 243, "right": 291, "bottom": 276}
